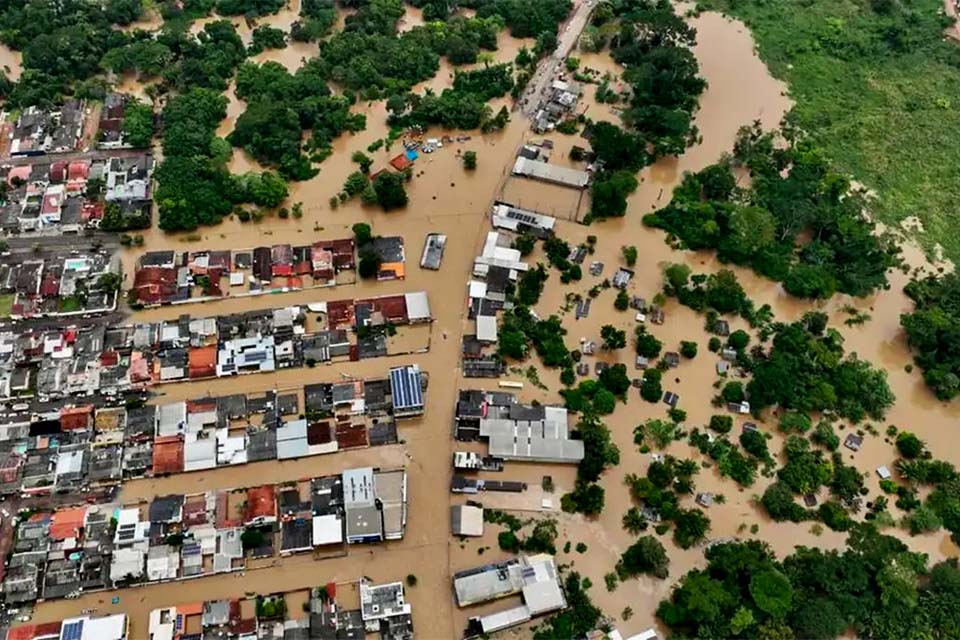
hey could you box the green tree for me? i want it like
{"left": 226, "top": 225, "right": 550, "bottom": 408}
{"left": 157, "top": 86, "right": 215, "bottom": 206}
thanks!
{"left": 463, "top": 150, "right": 477, "bottom": 170}
{"left": 749, "top": 569, "right": 793, "bottom": 618}
{"left": 601, "top": 324, "right": 627, "bottom": 350}
{"left": 373, "top": 172, "right": 408, "bottom": 210}
{"left": 622, "top": 245, "right": 638, "bottom": 266}
{"left": 618, "top": 535, "right": 669, "bottom": 579}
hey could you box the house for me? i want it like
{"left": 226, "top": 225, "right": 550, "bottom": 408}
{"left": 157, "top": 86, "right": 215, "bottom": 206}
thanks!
{"left": 389, "top": 365, "right": 424, "bottom": 418}
{"left": 98, "top": 94, "right": 128, "bottom": 149}
{"left": 844, "top": 433, "right": 863, "bottom": 452}
{"left": 244, "top": 485, "right": 277, "bottom": 526}
{"left": 343, "top": 467, "right": 382, "bottom": 544}
{"left": 105, "top": 154, "right": 152, "bottom": 201}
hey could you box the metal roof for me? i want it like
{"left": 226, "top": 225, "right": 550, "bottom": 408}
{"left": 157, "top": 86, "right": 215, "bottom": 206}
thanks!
{"left": 389, "top": 365, "right": 423, "bottom": 410}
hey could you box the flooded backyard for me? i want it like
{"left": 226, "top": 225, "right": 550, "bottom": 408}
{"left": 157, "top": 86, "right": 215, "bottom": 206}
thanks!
{"left": 19, "top": 4, "right": 960, "bottom": 639}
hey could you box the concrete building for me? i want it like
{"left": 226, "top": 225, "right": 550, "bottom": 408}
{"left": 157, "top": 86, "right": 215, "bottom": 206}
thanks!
{"left": 458, "top": 555, "right": 567, "bottom": 637}
{"left": 512, "top": 157, "right": 590, "bottom": 189}
{"left": 451, "top": 505, "right": 484, "bottom": 537}
{"left": 478, "top": 403, "right": 584, "bottom": 464}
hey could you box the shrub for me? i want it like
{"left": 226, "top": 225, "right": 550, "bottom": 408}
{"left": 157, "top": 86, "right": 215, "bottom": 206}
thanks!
{"left": 679, "top": 340, "right": 698, "bottom": 358}
{"left": 709, "top": 415, "right": 733, "bottom": 434}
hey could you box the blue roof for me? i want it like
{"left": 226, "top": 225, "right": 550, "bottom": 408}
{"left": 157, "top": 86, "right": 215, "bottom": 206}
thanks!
{"left": 62, "top": 620, "right": 85, "bottom": 640}
{"left": 405, "top": 149, "right": 419, "bottom": 161}
{"left": 390, "top": 366, "right": 423, "bottom": 410}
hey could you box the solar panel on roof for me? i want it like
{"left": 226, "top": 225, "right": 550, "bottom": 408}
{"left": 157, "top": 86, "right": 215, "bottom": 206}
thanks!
{"left": 62, "top": 620, "right": 84, "bottom": 640}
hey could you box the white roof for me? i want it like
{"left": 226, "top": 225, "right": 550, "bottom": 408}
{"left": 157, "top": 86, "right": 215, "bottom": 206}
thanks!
{"left": 66, "top": 614, "right": 127, "bottom": 640}
{"left": 512, "top": 157, "right": 590, "bottom": 188}
{"left": 468, "top": 280, "right": 488, "bottom": 299}
{"left": 451, "top": 505, "right": 484, "bottom": 536}
{"left": 183, "top": 436, "right": 216, "bottom": 471}
{"left": 148, "top": 608, "right": 176, "bottom": 640}
{"left": 522, "top": 579, "right": 566, "bottom": 616}
{"left": 625, "top": 631, "right": 660, "bottom": 640}
{"left": 312, "top": 514, "right": 344, "bottom": 546}
{"left": 479, "top": 605, "right": 531, "bottom": 633}
{"left": 404, "top": 291, "right": 431, "bottom": 321}
{"left": 55, "top": 448, "right": 84, "bottom": 476}
{"left": 476, "top": 315, "right": 498, "bottom": 343}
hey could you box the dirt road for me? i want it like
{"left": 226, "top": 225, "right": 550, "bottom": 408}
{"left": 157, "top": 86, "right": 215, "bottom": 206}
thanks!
{"left": 519, "top": 0, "right": 595, "bottom": 118}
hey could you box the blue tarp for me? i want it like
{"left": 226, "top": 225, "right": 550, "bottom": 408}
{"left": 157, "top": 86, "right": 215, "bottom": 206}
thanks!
{"left": 405, "top": 149, "right": 419, "bottom": 162}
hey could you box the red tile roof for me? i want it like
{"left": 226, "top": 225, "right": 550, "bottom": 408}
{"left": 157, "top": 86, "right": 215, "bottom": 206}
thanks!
{"left": 389, "top": 154, "right": 411, "bottom": 171}
{"left": 153, "top": 436, "right": 184, "bottom": 475}
{"left": 188, "top": 345, "right": 216, "bottom": 379}
{"left": 49, "top": 505, "right": 87, "bottom": 541}
{"left": 244, "top": 485, "right": 276, "bottom": 522}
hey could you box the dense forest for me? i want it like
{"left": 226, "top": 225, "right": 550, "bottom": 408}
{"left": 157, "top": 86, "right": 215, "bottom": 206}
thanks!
{"left": 644, "top": 124, "right": 900, "bottom": 299}
{"left": 584, "top": 0, "right": 706, "bottom": 220}
{"left": 659, "top": 531, "right": 960, "bottom": 639}
{"left": 901, "top": 272, "right": 960, "bottom": 400}
{"left": 746, "top": 312, "right": 895, "bottom": 422}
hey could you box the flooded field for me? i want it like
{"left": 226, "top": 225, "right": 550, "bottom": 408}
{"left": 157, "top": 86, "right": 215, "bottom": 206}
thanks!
{"left": 23, "top": 4, "right": 960, "bottom": 639}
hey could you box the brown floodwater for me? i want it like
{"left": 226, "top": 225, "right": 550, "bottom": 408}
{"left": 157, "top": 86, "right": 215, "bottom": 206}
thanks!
{"left": 28, "top": 7, "right": 960, "bottom": 640}
{"left": 0, "top": 43, "right": 22, "bottom": 82}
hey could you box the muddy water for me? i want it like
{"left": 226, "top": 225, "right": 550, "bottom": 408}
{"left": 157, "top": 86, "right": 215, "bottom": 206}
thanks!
{"left": 0, "top": 43, "right": 21, "bottom": 82}
{"left": 30, "top": 9, "right": 960, "bottom": 640}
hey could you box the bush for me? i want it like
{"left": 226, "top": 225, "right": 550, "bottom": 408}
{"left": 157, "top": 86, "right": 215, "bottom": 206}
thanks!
{"left": 617, "top": 535, "right": 669, "bottom": 579}
{"left": 514, "top": 234, "right": 536, "bottom": 256}
{"left": 896, "top": 432, "right": 924, "bottom": 458}
{"left": 679, "top": 340, "right": 698, "bottom": 358}
{"left": 728, "top": 329, "right": 750, "bottom": 350}
{"left": 498, "top": 530, "right": 521, "bottom": 552}
{"left": 779, "top": 411, "right": 812, "bottom": 433}
{"left": 708, "top": 336, "right": 722, "bottom": 352}
{"left": 709, "top": 415, "right": 733, "bottom": 434}
{"left": 721, "top": 381, "right": 745, "bottom": 403}
{"left": 463, "top": 150, "right": 477, "bottom": 170}
{"left": 615, "top": 290, "right": 630, "bottom": 311}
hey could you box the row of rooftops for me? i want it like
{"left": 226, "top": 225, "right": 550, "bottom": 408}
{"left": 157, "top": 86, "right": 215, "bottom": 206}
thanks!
{"left": 132, "top": 238, "right": 359, "bottom": 306}
{"left": 143, "top": 579, "right": 412, "bottom": 640}
{"left": 0, "top": 367, "right": 422, "bottom": 495}
{"left": 6, "top": 613, "right": 128, "bottom": 640}
{"left": 0, "top": 153, "right": 153, "bottom": 236}
{"left": 0, "top": 294, "right": 430, "bottom": 403}
{"left": 463, "top": 206, "right": 553, "bottom": 377}
{"left": 1, "top": 467, "right": 408, "bottom": 607}
{"left": 6, "top": 101, "right": 86, "bottom": 158}
{"left": 0, "top": 252, "right": 120, "bottom": 319}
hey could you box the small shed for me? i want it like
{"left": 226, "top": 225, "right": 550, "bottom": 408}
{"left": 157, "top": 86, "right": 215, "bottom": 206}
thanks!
{"left": 450, "top": 505, "right": 484, "bottom": 537}
{"left": 876, "top": 465, "right": 892, "bottom": 480}
{"left": 844, "top": 433, "right": 863, "bottom": 452}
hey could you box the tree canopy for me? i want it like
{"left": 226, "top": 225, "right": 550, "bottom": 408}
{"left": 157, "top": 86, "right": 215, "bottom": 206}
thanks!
{"left": 747, "top": 312, "right": 895, "bottom": 422}
{"left": 645, "top": 125, "right": 900, "bottom": 299}
{"left": 658, "top": 532, "right": 960, "bottom": 640}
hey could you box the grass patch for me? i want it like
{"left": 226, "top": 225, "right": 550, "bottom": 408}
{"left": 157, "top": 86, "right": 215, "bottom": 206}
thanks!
{"left": 700, "top": 0, "right": 960, "bottom": 260}
{"left": 0, "top": 294, "right": 13, "bottom": 318}
{"left": 58, "top": 296, "right": 82, "bottom": 313}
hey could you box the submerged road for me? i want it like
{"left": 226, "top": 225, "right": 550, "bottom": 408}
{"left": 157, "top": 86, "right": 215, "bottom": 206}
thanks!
{"left": 519, "top": 0, "right": 595, "bottom": 118}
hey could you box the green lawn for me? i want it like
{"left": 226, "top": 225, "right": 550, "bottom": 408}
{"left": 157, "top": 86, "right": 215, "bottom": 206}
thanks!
{"left": 0, "top": 294, "right": 12, "bottom": 318}
{"left": 700, "top": 0, "right": 960, "bottom": 261}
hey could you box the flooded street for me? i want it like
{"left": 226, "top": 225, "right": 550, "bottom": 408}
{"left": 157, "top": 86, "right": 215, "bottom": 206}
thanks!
{"left": 23, "top": 5, "right": 960, "bottom": 639}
